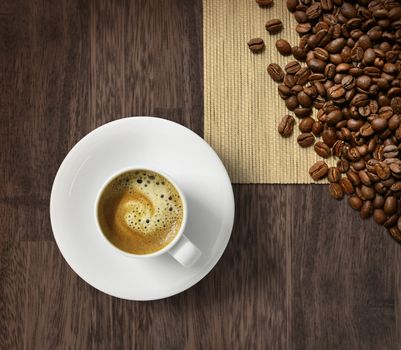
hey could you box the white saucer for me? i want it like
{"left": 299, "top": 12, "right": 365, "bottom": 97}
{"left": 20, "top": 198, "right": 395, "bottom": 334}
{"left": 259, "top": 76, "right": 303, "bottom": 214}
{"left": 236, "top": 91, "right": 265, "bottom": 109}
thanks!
{"left": 50, "top": 117, "right": 235, "bottom": 300}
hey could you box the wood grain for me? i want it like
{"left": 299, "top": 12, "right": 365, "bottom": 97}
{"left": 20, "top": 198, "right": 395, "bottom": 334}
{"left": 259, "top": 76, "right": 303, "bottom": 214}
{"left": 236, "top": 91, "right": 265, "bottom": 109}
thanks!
{"left": 289, "top": 185, "right": 399, "bottom": 350}
{"left": 1, "top": 0, "right": 401, "bottom": 349}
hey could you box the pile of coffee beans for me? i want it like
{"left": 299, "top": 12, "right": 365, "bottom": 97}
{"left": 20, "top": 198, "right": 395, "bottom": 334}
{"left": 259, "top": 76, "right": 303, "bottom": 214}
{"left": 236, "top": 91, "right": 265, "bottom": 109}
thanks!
{"left": 248, "top": 0, "right": 401, "bottom": 243}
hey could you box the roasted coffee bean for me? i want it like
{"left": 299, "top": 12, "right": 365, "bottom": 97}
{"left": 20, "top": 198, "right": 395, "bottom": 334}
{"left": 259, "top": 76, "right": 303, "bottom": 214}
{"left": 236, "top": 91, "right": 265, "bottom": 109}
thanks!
{"left": 346, "top": 171, "right": 361, "bottom": 187}
{"left": 340, "top": 177, "right": 354, "bottom": 195}
{"left": 371, "top": 118, "right": 388, "bottom": 131}
{"left": 309, "top": 161, "right": 328, "bottom": 181}
{"left": 388, "top": 226, "right": 401, "bottom": 243}
{"left": 360, "top": 185, "right": 375, "bottom": 200}
{"left": 342, "top": 75, "right": 355, "bottom": 90}
{"left": 352, "top": 93, "right": 369, "bottom": 107}
{"left": 314, "top": 48, "right": 329, "bottom": 62}
{"left": 312, "top": 121, "right": 324, "bottom": 136}
{"left": 340, "top": 127, "right": 351, "bottom": 141}
{"left": 374, "top": 145, "right": 385, "bottom": 162}
{"left": 284, "top": 74, "right": 296, "bottom": 88}
{"left": 390, "top": 162, "right": 401, "bottom": 174}
{"left": 326, "top": 110, "right": 343, "bottom": 125}
{"left": 292, "top": 85, "right": 303, "bottom": 94}
{"left": 267, "top": 63, "right": 284, "bottom": 82}
{"left": 337, "top": 159, "right": 350, "bottom": 173}
{"left": 309, "top": 73, "right": 326, "bottom": 82}
{"left": 389, "top": 7, "right": 401, "bottom": 21}
{"left": 388, "top": 114, "right": 400, "bottom": 130}
{"left": 375, "top": 182, "right": 387, "bottom": 195}
{"left": 373, "top": 194, "right": 385, "bottom": 209}
{"left": 347, "top": 119, "right": 364, "bottom": 131}
{"left": 358, "top": 170, "right": 370, "bottom": 186}
{"left": 297, "top": 92, "right": 313, "bottom": 107}
{"left": 295, "top": 67, "right": 310, "bottom": 85}
{"left": 294, "top": 11, "right": 308, "bottom": 24}
{"left": 384, "top": 196, "right": 397, "bottom": 215}
{"left": 384, "top": 214, "right": 399, "bottom": 229}
{"left": 304, "top": 86, "right": 317, "bottom": 98}
{"left": 389, "top": 88, "right": 401, "bottom": 99}
{"left": 285, "top": 61, "right": 301, "bottom": 74}
{"left": 278, "top": 115, "right": 295, "bottom": 137}
{"left": 347, "top": 147, "right": 361, "bottom": 162}
{"left": 374, "top": 209, "right": 387, "bottom": 225}
{"left": 329, "top": 183, "right": 344, "bottom": 200}
{"left": 292, "top": 46, "right": 307, "bottom": 61}
{"left": 328, "top": 85, "right": 346, "bottom": 100}
{"left": 352, "top": 160, "right": 366, "bottom": 172}
{"left": 379, "top": 107, "right": 393, "bottom": 120}
{"left": 349, "top": 196, "right": 363, "bottom": 210}
{"left": 383, "top": 177, "right": 396, "bottom": 188}
{"left": 358, "top": 105, "right": 371, "bottom": 118}
{"left": 333, "top": 140, "right": 346, "bottom": 157}
{"left": 383, "top": 63, "right": 399, "bottom": 75}
{"left": 383, "top": 145, "right": 399, "bottom": 158}
{"left": 276, "top": 39, "right": 292, "bottom": 56}
{"left": 375, "top": 163, "right": 391, "bottom": 180}
{"left": 307, "top": 58, "right": 326, "bottom": 73}
{"left": 299, "top": 117, "right": 314, "bottom": 133}
{"left": 356, "top": 75, "right": 371, "bottom": 91}
{"left": 256, "top": 0, "right": 273, "bottom": 6}
{"left": 360, "top": 200, "right": 373, "bottom": 219}
{"left": 366, "top": 159, "right": 379, "bottom": 173}
{"left": 286, "top": 0, "right": 298, "bottom": 12}
{"left": 391, "top": 97, "right": 401, "bottom": 114}
{"left": 314, "top": 141, "right": 331, "bottom": 158}
{"left": 278, "top": 85, "right": 292, "bottom": 99}
{"left": 328, "top": 167, "right": 341, "bottom": 183}
{"left": 321, "top": 0, "right": 333, "bottom": 12}
{"left": 265, "top": 19, "right": 283, "bottom": 34}
{"left": 322, "top": 127, "right": 337, "bottom": 147}
{"left": 285, "top": 95, "right": 299, "bottom": 111}
{"left": 296, "top": 23, "right": 312, "bottom": 35}
{"left": 390, "top": 181, "right": 401, "bottom": 192}
{"left": 336, "top": 63, "right": 352, "bottom": 74}
{"left": 247, "top": 38, "right": 265, "bottom": 53}
{"left": 297, "top": 133, "right": 315, "bottom": 147}
{"left": 341, "top": 2, "right": 357, "bottom": 18}
{"left": 360, "top": 123, "right": 374, "bottom": 137}
{"left": 306, "top": 3, "right": 321, "bottom": 20}
{"left": 351, "top": 46, "right": 364, "bottom": 62}
{"left": 294, "top": 107, "right": 312, "bottom": 118}
{"left": 325, "top": 38, "right": 347, "bottom": 54}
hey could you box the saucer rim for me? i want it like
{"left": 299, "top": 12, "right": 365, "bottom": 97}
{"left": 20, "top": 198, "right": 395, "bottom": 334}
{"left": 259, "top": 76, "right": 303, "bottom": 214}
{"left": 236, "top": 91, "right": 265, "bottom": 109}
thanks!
{"left": 50, "top": 116, "right": 235, "bottom": 301}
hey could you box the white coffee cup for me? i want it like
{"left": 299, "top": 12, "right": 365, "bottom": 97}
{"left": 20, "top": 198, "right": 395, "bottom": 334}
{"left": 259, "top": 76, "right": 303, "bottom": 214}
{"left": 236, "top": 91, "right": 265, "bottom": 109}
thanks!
{"left": 94, "top": 167, "right": 201, "bottom": 268}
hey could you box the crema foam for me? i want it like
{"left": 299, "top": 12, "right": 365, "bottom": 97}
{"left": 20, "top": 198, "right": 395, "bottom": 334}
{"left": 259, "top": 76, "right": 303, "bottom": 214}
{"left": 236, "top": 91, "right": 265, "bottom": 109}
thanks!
{"left": 97, "top": 170, "right": 184, "bottom": 254}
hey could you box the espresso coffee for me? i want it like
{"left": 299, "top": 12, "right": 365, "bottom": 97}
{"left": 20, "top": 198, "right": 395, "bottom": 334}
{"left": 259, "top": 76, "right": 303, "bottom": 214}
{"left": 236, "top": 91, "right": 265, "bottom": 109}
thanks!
{"left": 97, "top": 170, "right": 184, "bottom": 255}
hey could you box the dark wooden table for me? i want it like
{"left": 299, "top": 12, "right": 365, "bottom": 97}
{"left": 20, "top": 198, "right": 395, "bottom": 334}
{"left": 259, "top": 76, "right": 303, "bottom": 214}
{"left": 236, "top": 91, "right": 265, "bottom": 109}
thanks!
{"left": 1, "top": 1, "right": 401, "bottom": 349}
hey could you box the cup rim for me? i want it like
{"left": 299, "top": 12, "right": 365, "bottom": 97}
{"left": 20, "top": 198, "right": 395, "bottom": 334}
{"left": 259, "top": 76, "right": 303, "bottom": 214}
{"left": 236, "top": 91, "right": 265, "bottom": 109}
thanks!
{"left": 94, "top": 166, "right": 188, "bottom": 258}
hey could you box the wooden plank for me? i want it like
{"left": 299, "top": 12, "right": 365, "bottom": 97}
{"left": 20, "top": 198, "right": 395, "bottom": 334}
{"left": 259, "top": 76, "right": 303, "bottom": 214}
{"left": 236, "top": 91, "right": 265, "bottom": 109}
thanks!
{"left": 395, "top": 247, "right": 401, "bottom": 348}
{"left": 21, "top": 242, "right": 119, "bottom": 349}
{"left": 90, "top": 0, "right": 125, "bottom": 125}
{"left": 0, "top": 242, "right": 27, "bottom": 349}
{"left": 123, "top": 0, "right": 203, "bottom": 135}
{"left": 0, "top": 0, "right": 91, "bottom": 242}
{"left": 186, "top": 185, "right": 289, "bottom": 349}
{"left": 289, "top": 185, "right": 398, "bottom": 349}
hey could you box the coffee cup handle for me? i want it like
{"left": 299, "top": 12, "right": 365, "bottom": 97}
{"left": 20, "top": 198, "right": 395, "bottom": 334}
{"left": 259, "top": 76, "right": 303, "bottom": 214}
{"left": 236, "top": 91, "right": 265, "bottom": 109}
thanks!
{"left": 168, "top": 235, "right": 201, "bottom": 268}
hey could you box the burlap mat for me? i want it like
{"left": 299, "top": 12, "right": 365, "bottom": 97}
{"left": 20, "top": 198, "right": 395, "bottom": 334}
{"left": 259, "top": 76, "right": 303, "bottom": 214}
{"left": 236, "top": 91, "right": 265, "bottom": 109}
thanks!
{"left": 203, "top": 0, "right": 335, "bottom": 183}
